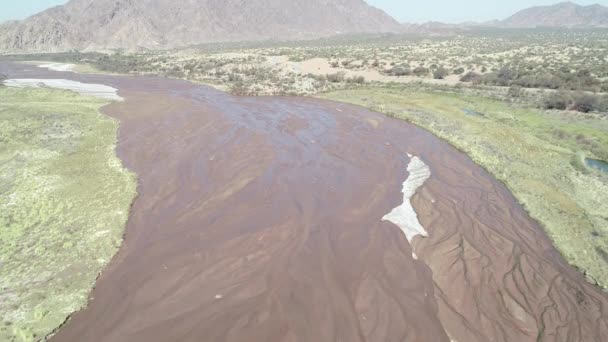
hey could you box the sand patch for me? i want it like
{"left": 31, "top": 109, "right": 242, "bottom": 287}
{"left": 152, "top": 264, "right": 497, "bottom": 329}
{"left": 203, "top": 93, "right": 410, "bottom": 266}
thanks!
{"left": 3, "top": 79, "right": 123, "bottom": 101}
{"left": 38, "top": 63, "right": 76, "bottom": 72}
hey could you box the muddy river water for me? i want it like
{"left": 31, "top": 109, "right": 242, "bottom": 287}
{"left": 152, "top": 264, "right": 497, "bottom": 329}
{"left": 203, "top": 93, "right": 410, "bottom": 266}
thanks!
{"left": 2, "top": 63, "right": 607, "bottom": 342}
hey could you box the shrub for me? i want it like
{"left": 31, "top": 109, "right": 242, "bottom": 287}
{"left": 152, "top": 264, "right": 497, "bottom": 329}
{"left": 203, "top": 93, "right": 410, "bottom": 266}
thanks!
{"left": 599, "top": 95, "right": 608, "bottom": 112}
{"left": 460, "top": 71, "right": 481, "bottom": 83}
{"left": 288, "top": 55, "right": 304, "bottom": 62}
{"left": 433, "top": 67, "right": 449, "bottom": 80}
{"left": 508, "top": 85, "right": 523, "bottom": 98}
{"left": 453, "top": 67, "right": 465, "bottom": 75}
{"left": 326, "top": 72, "right": 346, "bottom": 83}
{"left": 571, "top": 93, "right": 598, "bottom": 113}
{"left": 228, "top": 73, "right": 242, "bottom": 82}
{"left": 386, "top": 66, "right": 410, "bottom": 76}
{"left": 231, "top": 82, "right": 250, "bottom": 96}
{"left": 348, "top": 76, "right": 366, "bottom": 84}
{"left": 413, "top": 66, "right": 429, "bottom": 77}
{"left": 544, "top": 91, "right": 572, "bottom": 110}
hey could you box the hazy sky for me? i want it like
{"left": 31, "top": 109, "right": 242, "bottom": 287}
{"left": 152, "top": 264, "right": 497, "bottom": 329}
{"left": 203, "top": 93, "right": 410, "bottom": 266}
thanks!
{"left": 1, "top": 0, "right": 607, "bottom": 23}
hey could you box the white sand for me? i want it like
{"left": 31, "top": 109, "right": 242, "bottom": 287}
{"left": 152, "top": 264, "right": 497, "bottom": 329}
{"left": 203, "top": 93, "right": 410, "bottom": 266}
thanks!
{"left": 38, "top": 63, "right": 75, "bottom": 72}
{"left": 3, "top": 79, "right": 123, "bottom": 101}
{"left": 383, "top": 155, "right": 432, "bottom": 243}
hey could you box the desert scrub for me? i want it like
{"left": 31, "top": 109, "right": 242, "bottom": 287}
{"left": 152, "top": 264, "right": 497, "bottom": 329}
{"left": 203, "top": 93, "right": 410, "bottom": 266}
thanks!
{"left": 0, "top": 87, "right": 136, "bottom": 341}
{"left": 320, "top": 87, "right": 608, "bottom": 290}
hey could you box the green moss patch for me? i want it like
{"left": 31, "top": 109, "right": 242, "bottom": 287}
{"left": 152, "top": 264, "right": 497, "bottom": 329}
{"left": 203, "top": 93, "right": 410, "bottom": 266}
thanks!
{"left": 0, "top": 87, "right": 136, "bottom": 341}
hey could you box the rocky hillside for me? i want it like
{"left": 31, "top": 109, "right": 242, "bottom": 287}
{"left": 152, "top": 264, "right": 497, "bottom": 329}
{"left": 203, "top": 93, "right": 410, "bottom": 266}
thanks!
{"left": 0, "top": 0, "right": 401, "bottom": 52}
{"left": 500, "top": 2, "right": 608, "bottom": 28}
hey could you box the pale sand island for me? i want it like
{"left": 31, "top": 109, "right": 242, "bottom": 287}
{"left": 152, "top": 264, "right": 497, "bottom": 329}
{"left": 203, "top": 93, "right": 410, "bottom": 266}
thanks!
{"left": 3, "top": 78, "right": 123, "bottom": 101}
{"left": 382, "top": 154, "right": 432, "bottom": 244}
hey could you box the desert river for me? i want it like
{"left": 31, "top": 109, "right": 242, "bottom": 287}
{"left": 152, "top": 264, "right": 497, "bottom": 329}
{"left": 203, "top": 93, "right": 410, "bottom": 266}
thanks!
{"left": 2, "top": 62, "right": 607, "bottom": 342}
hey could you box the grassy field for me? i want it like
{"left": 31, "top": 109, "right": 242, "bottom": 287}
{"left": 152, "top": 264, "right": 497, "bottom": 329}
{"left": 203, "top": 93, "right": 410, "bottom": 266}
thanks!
{"left": 0, "top": 87, "right": 136, "bottom": 341}
{"left": 321, "top": 86, "right": 608, "bottom": 290}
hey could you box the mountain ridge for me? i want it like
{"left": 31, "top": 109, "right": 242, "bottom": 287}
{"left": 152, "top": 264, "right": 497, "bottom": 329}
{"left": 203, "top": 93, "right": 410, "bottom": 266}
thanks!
{"left": 2, "top": 1, "right": 608, "bottom": 53}
{"left": 0, "top": 0, "right": 401, "bottom": 52}
{"left": 498, "top": 1, "right": 608, "bottom": 28}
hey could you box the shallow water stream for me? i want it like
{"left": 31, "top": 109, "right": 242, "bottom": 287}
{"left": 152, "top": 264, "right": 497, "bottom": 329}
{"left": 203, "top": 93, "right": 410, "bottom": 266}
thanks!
{"left": 2, "top": 62, "right": 607, "bottom": 342}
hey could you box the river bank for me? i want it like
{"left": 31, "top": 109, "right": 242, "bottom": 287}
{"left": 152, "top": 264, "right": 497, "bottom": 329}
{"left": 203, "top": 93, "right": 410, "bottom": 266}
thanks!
{"left": 321, "top": 87, "right": 608, "bottom": 291}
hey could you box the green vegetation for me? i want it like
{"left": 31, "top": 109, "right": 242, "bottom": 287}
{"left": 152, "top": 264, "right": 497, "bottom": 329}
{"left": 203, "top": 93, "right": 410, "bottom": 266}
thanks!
{"left": 321, "top": 87, "right": 608, "bottom": 289}
{"left": 0, "top": 87, "right": 136, "bottom": 341}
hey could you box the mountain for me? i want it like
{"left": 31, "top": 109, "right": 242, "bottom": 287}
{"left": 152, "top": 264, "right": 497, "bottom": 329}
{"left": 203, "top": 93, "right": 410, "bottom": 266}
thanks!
{"left": 0, "top": 0, "right": 401, "bottom": 53}
{"left": 400, "top": 2, "right": 608, "bottom": 33}
{"left": 499, "top": 2, "right": 608, "bottom": 28}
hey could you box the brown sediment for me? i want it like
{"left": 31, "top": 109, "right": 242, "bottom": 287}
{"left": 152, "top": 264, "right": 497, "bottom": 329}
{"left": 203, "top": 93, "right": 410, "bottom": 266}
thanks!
{"left": 2, "top": 62, "right": 607, "bottom": 342}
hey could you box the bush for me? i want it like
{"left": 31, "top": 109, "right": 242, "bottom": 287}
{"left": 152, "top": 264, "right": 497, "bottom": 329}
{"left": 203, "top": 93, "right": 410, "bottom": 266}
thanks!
{"left": 386, "top": 66, "right": 410, "bottom": 76}
{"left": 433, "top": 67, "right": 449, "bottom": 80}
{"left": 413, "top": 67, "right": 429, "bottom": 77}
{"left": 460, "top": 71, "right": 481, "bottom": 83}
{"left": 599, "top": 95, "right": 608, "bottom": 112}
{"left": 508, "top": 85, "right": 523, "bottom": 98}
{"left": 453, "top": 67, "right": 465, "bottom": 75}
{"left": 228, "top": 72, "right": 242, "bottom": 82}
{"left": 544, "top": 91, "right": 572, "bottom": 110}
{"left": 543, "top": 91, "right": 606, "bottom": 113}
{"left": 571, "top": 93, "right": 598, "bottom": 113}
{"left": 326, "top": 72, "right": 346, "bottom": 83}
{"left": 348, "top": 76, "right": 366, "bottom": 84}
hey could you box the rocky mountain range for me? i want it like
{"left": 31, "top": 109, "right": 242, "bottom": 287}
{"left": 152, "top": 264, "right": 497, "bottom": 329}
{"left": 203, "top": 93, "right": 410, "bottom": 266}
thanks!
{"left": 0, "top": 0, "right": 401, "bottom": 52}
{"left": 1, "top": 1, "right": 607, "bottom": 53}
